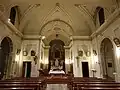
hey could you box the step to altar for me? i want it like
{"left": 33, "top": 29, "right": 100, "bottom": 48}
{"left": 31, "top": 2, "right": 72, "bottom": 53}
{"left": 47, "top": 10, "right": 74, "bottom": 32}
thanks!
{"left": 46, "top": 84, "right": 68, "bottom": 90}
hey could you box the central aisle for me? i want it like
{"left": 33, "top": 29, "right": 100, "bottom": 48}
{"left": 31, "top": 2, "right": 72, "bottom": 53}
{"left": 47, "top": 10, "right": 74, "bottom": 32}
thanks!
{"left": 46, "top": 84, "right": 68, "bottom": 90}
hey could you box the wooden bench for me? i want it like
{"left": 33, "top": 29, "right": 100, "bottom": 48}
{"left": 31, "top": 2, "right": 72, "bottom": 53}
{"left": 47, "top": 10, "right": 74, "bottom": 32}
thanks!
{"left": 0, "top": 87, "right": 35, "bottom": 90}
{"left": 81, "top": 87, "right": 120, "bottom": 90}
{"left": 0, "top": 77, "right": 46, "bottom": 90}
{"left": 1, "top": 77, "right": 119, "bottom": 90}
{"left": 0, "top": 83, "right": 40, "bottom": 90}
{"left": 72, "top": 77, "right": 117, "bottom": 90}
{"left": 74, "top": 83, "right": 120, "bottom": 90}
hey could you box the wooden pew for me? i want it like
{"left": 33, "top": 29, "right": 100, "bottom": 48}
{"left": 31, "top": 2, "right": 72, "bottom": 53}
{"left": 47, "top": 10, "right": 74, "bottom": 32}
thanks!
{"left": 81, "top": 87, "right": 120, "bottom": 90}
{"left": 0, "top": 83, "right": 40, "bottom": 90}
{"left": 72, "top": 77, "right": 117, "bottom": 90}
{"left": 0, "top": 77, "right": 46, "bottom": 90}
{"left": 77, "top": 83, "right": 120, "bottom": 89}
{"left": 0, "top": 87, "right": 35, "bottom": 90}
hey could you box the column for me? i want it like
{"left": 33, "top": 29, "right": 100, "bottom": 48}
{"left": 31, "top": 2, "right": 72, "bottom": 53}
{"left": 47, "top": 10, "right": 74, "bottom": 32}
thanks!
{"left": 65, "top": 48, "right": 70, "bottom": 74}
{"left": 43, "top": 48, "right": 49, "bottom": 69}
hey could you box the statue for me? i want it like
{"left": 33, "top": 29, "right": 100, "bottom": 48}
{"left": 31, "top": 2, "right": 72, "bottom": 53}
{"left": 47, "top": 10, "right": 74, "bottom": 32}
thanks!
{"left": 55, "top": 59, "right": 59, "bottom": 67}
{"left": 50, "top": 59, "right": 64, "bottom": 71}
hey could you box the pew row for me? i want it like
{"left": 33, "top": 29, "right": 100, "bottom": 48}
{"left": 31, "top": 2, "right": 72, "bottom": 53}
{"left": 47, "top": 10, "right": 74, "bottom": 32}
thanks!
{"left": 0, "top": 77, "right": 46, "bottom": 90}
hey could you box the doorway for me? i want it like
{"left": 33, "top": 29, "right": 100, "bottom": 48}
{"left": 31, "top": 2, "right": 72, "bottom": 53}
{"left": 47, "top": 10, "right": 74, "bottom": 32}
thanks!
{"left": 0, "top": 37, "right": 13, "bottom": 79}
{"left": 22, "top": 62, "right": 31, "bottom": 78}
{"left": 82, "top": 62, "right": 89, "bottom": 77}
{"left": 100, "top": 38, "right": 115, "bottom": 79}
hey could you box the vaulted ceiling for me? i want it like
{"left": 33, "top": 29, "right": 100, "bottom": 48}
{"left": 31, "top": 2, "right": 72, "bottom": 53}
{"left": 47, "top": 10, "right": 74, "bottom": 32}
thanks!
{"left": 0, "top": 0, "right": 117, "bottom": 45}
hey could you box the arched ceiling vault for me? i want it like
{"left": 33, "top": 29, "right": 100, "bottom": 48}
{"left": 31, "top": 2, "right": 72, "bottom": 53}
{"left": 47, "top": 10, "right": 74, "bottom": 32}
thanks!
{"left": 74, "top": 4, "right": 96, "bottom": 32}
{"left": 2, "top": 0, "right": 116, "bottom": 45}
{"left": 19, "top": 2, "right": 95, "bottom": 36}
{"left": 40, "top": 19, "right": 74, "bottom": 36}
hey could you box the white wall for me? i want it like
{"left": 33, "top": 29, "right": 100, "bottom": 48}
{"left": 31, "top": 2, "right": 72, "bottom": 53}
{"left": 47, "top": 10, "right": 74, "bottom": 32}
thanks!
{"left": 92, "top": 15, "right": 120, "bottom": 81}
{"left": 0, "top": 20, "right": 22, "bottom": 78}
{"left": 71, "top": 39, "right": 93, "bottom": 77}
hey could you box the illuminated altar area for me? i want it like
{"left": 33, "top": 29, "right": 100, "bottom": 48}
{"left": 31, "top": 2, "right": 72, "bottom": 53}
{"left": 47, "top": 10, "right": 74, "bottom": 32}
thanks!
{"left": 48, "top": 38, "right": 66, "bottom": 75}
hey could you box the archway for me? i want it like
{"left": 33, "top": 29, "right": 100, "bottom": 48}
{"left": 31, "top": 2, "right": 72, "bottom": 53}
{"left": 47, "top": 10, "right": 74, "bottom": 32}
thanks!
{"left": 48, "top": 39, "right": 65, "bottom": 72}
{"left": 100, "top": 38, "right": 115, "bottom": 79}
{"left": 0, "top": 37, "right": 13, "bottom": 79}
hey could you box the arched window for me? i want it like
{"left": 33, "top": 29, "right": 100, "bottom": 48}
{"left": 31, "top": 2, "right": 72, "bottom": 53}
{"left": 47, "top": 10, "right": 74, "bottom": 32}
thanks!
{"left": 9, "top": 6, "right": 17, "bottom": 25}
{"left": 96, "top": 7, "right": 105, "bottom": 26}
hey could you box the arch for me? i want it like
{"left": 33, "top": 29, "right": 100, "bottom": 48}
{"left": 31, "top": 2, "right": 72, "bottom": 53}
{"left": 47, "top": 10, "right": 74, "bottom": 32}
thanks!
{"left": 39, "top": 19, "right": 74, "bottom": 36}
{"left": 0, "top": 4, "right": 5, "bottom": 12}
{"left": 96, "top": 7, "right": 105, "bottom": 26}
{"left": 100, "top": 38, "right": 115, "bottom": 80}
{"left": 48, "top": 39, "right": 65, "bottom": 72}
{"left": 0, "top": 37, "right": 13, "bottom": 79}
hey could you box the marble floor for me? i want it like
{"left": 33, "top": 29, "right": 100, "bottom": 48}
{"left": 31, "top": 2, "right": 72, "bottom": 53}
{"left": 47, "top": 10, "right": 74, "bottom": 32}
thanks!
{"left": 46, "top": 84, "right": 68, "bottom": 90}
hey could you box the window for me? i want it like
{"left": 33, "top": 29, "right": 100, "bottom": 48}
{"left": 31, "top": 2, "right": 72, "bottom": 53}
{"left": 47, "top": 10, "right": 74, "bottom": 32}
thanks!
{"left": 96, "top": 7, "right": 105, "bottom": 26}
{"left": 10, "top": 6, "right": 17, "bottom": 25}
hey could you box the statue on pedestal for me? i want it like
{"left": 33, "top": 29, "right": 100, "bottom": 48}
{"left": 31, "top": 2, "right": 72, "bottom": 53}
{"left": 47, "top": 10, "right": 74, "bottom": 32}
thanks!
{"left": 55, "top": 59, "right": 59, "bottom": 67}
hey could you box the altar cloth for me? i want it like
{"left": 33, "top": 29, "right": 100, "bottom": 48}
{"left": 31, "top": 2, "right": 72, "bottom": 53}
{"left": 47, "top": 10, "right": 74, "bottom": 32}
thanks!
{"left": 49, "top": 70, "right": 65, "bottom": 74}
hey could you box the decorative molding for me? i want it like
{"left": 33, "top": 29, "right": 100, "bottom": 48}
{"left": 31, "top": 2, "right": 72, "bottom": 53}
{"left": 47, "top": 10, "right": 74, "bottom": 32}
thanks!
{"left": 23, "top": 35, "right": 41, "bottom": 40}
{"left": 39, "top": 19, "right": 74, "bottom": 36}
{"left": 20, "top": 4, "right": 40, "bottom": 22}
{"left": 64, "top": 46, "right": 71, "bottom": 49}
{"left": 75, "top": 4, "right": 94, "bottom": 21}
{"left": 0, "top": 4, "right": 5, "bottom": 12}
{"left": 72, "top": 36, "right": 91, "bottom": 40}
{"left": 91, "top": 8, "right": 120, "bottom": 39}
{"left": 44, "top": 46, "right": 50, "bottom": 49}
{"left": 75, "top": 4, "right": 95, "bottom": 32}
{"left": 38, "top": 3, "right": 73, "bottom": 34}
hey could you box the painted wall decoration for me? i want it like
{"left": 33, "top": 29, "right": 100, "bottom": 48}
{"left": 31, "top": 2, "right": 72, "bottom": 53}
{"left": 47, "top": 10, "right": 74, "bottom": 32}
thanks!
{"left": 113, "top": 37, "right": 120, "bottom": 47}
{"left": 78, "top": 50, "right": 83, "bottom": 56}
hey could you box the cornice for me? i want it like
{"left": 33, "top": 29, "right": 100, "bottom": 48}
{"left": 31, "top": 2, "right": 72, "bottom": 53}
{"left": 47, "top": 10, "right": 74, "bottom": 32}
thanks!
{"left": 72, "top": 36, "right": 91, "bottom": 40}
{"left": 44, "top": 45, "right": 71, "bottom": 49}
{"left": 23, "top": 35, "right": 41, "bottom": 40}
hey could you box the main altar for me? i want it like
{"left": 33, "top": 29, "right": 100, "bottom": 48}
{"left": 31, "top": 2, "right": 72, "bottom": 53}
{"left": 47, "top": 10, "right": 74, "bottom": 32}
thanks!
{"left": 48, "top": 39, "right": 65, "bottom": 75}
{"left": 49, "top": 59, "right": 65, "bottom": 75}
